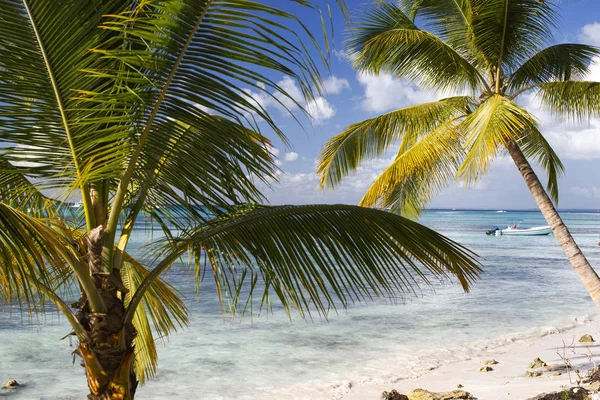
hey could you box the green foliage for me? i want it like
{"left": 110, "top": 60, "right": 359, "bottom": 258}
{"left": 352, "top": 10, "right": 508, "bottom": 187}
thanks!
{"left": 348, "top": 2, "right": 483, "bottom": 92}
{"left": 126, "top": 204, "right": 480, "bottom": 324}
{"left": 318, "top": 0, "right": 600, "bottom": 218}
{"left": 0, "top": 0, "right": 483, "bottom": 390}
{"left": 318, "top": 97, "right": 473, "bottom": 189}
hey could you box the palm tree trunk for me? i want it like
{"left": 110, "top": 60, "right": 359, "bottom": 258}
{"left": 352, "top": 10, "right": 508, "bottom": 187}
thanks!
{"left": 74, "top": 226, "right": 138, "bottom": 399}
{"left": 505, "top": 140, "right": 600, "bottom": 308}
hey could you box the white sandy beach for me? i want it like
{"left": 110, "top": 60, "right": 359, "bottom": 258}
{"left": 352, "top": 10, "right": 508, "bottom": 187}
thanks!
{"left": 339, "top": 314, "right": 600, "bottom": 400}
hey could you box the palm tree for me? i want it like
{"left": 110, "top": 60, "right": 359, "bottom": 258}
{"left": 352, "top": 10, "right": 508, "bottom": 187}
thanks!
{"left": 318, "top": 0, "right": 600, "bottom": 309}
{"left": 0, "top": 1, "right": 480, "bottom": 398}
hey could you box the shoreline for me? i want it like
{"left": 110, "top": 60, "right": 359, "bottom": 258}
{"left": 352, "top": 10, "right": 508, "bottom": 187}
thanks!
{"left": 333, "top": 312, "right": 600, "bottom": 400}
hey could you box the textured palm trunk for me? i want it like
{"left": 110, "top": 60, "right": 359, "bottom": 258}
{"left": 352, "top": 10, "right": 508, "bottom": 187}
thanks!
{"left": 505, "top": 140, "right": 600, "bottom": 308}
{"left": 73, "top": 226, "right": 138, "bottom": 399}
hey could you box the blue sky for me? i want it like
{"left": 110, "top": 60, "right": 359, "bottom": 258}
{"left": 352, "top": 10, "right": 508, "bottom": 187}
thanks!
{"left": 249, "top": 0, "right": 600, "bottom": 210}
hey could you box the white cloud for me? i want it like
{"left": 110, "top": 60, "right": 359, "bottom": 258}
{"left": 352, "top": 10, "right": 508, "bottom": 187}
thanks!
{"left": 521, "top": 93, "right": 600, "bottom": 160}
{"left": 332, "top": 49, "right": 350, "bottom": 62}
{"left": 570, "top": 186, "right": 600, "bottom": 198}
{"left": 578, "top": 24, "right": 600, "bottom": 80}
{"left": 241, "top": 76, "right": 338, "bottom": 123}
{"left": 242, "top": 82, "right": 273, "bottom": 113}
{"left": 579, "top": 22, "right": 600, "bottom": 46}
{"left": 586, "top": 56, "right": 600, "bottom": 82}
{"left": 322, "top": 76, "right": 350, "bottom": 95}
{"left": 266, "top": 145, "right": 280, "bottom": 157}
{"left": 306, "top": 96, "right": 336, "bottom": 123}
{"left": 284, "top": 152, "right": 299, "bottom": 161}
{"left": 356, "top": 72, "right": 436, "bottom": 113}
{"left": 273, "top": 76, "right": 304, "bottom": 111}
{"left": 258, "top": 156, "right": 395, "bottom": 204}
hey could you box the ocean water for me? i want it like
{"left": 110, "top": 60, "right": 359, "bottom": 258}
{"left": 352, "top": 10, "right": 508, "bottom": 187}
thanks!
{"left": 1, "top": 210, "right": 600, "bottom": 399}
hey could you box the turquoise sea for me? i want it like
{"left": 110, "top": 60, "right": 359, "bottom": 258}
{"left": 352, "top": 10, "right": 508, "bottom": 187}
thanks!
{"left": 1, "top": 210, "right": 599, "bottom": 399}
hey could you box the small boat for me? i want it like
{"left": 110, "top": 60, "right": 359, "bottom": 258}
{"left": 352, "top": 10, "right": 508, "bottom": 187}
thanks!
{"left": 486, "top": 225, "right": 552, "bottom": 236}
{"left": 71, "top": 201, "right": 83, "bottom": 208}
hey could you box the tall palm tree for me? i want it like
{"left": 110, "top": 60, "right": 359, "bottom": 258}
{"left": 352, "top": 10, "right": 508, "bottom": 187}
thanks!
{"left": 0, "top": 1, "right": 480, "bottom": 398}
{"left": 318, "top": 0, "right": 600, "bottom": 308}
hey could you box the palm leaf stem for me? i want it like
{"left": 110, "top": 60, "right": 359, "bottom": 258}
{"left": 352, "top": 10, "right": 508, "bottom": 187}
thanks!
{"left": 21, "top": 0, "right": 95, "bottom": 230}
{"left": 28, "top": 275, "right": 89, "bottom": 341}
{"left": 509, "top": 83, "right": 543, "bottom": 100}
{"left": 123, "top": 244, "right": 184, "bottom": 325}
{"left": 105, "top": 0, "right": 212, "bottom": 271}
{"left": 496, "top": 0, "right": 509, "bottom": 93}
{"left": 114, "top": 121, "right": 200, "bottom": 270}
{"left": 33, "top": 222, "right": 106, "bottom": 313}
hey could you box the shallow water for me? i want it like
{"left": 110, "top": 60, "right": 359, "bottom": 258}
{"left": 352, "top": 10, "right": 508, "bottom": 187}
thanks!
{"left": 1, "top": 210, "right": 599, "bottom": 399}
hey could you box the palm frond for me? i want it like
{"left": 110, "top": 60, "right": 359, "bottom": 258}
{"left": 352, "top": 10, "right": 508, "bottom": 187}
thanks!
{"left": 399, "top": 0, "right": 483, "bottom": 65}
{"left": 347, "top": 2, "right": 483, "bottom": 92}
{"left": 536, "top": 81, "right": 600, "bottom": 121}
{"left": 99, "top": 0, "right": 344, "bottom": 261}
{"left": 471, "top": 0, "right": 557, "bottom": 72}
{"left": 358, "top": 123, "right": 464, "bottom": 219}
{"left": 508, "top": 44, "right": 600, "bottom": 93}
{"left": 0, "top": 155, "right": 60, "bottom": 218}
{"left": 317, "top": 97, "right": 472, "bottom": 188}
{"left": 0, "top": 202, "right": 87, "bottom": 312}
{"left": 0, "top": 0, "right": 135, "bottom": 192}
{"left": 517, "top": 127, "right": 564, "bottom": 204}
{"left": 112, "top": 115, "right": 278, "bottom": 269}
{"left": 121, "top": 254, "right": 188, "bottom": 384}
{"left": 457, "top": 94, "right": 538, "bottom": 185}
{"left": 125, "top": 204, "right": 481, "bottom": 325}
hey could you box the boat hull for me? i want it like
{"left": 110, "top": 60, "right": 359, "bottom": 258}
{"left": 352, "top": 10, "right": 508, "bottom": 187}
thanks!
{"left": 500, "top": 226, "right": 552, "bottom": 236}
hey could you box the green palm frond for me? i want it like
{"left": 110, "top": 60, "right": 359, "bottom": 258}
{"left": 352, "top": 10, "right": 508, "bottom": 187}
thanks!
{"left": 508, "top": 44, "right": 600, "bottom": 93}
{"left": 122, "top": 255, "right": 188, "bottom": 383}
{"left": 359, "top": 123, "right": 463, "bottom": 219}
{"left": 0, "top": 203, "right": 90, "bottom": 319}
{"left": 125, "top": 204, "right": 480, "bottom": 325}
{"left": 0, "top": 156, "right": 60, "bottom": 218}
{"left": 517, "top": 127, "right": 564, "bottom": 204}
{"left": 471, "top": 0, "right": 557, "bottom": 72}
{"left": 137, "top": 117, "right": 274, "bottom": 223}
{"left": 0, "top": 0, "right": 135, "bottom": 191}
{"left": 400, "top": 0, "right": 480, "bottom": 62}
{"left": 458, "top": 95, "right": 538, "bottom": 185}
{"left": 536, "top": 81, "right": 600, "bottom": 121}
{"left": 99, "top": 0, "right": 346, "bottom": 262}
{"left": 347, "top": 2, "right": 483, "bottom": 92}
{"left": 317, "top": 97, "right": 472, "bottom": 188}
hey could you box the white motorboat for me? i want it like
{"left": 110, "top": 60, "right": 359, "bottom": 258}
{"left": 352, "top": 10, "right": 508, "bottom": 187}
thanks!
{"left": 500, "top": 225, "right": 552, "bottom": 236}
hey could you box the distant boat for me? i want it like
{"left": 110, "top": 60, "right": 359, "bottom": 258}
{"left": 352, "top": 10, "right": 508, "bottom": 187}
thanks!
{"left": 496, "top": 210, "right": 506, "bottom": 213}
{"left": 486, "top": 225, "right": 552, "bottom": 236}
{"left": 71, "top": 201, "right": 83, "bottom": 208}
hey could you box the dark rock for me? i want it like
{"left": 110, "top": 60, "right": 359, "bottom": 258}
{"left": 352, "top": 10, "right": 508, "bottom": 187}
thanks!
{"left": 579, "top": 334, "right": 595, "bottom": 343}
{"left": 456, "top": 384, "right": 464, "bottom": 389}
{"left": 529, "top": 357, "right": 547, "bottom": 369}
{"left": 381, "top": 389, "right": 409, "bottom": 400}
{"left": 479, "top": 366, "right": 493, "bottom": 372}
{"left": 526, "top": 387, "right": 589, "bottom": 400}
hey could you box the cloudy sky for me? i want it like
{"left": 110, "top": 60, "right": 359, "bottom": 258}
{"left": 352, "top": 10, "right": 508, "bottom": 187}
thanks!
{"left": 249, "top": 0, "right": 600, "bottom": 211}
